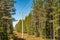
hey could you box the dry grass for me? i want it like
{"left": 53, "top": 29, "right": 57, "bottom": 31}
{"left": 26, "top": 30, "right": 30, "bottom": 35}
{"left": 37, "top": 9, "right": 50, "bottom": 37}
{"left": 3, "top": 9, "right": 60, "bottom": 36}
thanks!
{"left": 14, "top": 31, "right": 44, "bottom": 40}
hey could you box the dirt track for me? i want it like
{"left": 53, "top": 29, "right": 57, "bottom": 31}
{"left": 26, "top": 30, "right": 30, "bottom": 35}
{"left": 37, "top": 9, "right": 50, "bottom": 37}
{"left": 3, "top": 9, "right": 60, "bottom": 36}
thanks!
{"left": 14, "top": 31, "right": 44, "bottom": 40}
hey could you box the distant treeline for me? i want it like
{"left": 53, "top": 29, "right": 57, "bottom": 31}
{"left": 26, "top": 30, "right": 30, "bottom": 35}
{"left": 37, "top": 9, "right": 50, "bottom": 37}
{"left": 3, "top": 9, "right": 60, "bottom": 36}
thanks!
{"left": 15, "top": 0, "right": 60, "bottom": 40}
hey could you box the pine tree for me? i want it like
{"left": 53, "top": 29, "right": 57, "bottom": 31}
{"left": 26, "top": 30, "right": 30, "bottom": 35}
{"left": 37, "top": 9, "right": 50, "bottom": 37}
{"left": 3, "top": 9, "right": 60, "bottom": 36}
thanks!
{"left": 0, "top": 0, "right": 15, "bottom": 40}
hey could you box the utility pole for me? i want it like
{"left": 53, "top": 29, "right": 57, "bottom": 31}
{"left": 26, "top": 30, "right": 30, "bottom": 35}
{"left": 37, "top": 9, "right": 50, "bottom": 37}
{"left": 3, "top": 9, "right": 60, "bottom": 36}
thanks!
{"left": 22, "top": 12, "right": 24, "bottom": 38}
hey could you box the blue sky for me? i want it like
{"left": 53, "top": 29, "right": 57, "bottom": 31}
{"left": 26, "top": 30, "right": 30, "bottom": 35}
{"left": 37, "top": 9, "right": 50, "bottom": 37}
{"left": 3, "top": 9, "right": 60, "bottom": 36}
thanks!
{"left": 12, "top": 0, "right": 33, "bottom": 27}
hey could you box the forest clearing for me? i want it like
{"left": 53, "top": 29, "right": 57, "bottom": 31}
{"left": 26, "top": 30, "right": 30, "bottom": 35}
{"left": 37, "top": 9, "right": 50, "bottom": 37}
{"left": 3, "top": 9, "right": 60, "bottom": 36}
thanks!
{"left": 0, "top": 0, "right": 60, "bottom": 40}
